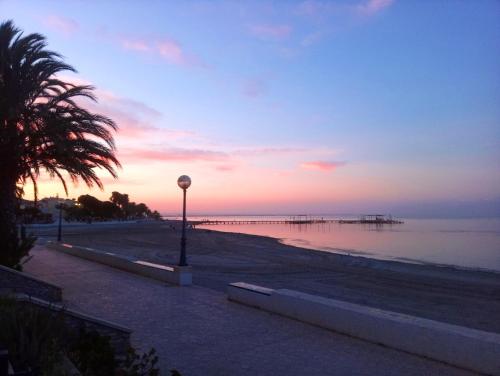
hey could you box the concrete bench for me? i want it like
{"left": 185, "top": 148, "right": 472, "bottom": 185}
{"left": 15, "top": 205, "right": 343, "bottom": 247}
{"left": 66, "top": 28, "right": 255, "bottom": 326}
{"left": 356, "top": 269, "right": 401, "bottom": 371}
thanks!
{"left": 47, "top": 241, "right": 191, "bottom": 286}
{"left": 227, "top": 282, "right": 500, "bottom": 376}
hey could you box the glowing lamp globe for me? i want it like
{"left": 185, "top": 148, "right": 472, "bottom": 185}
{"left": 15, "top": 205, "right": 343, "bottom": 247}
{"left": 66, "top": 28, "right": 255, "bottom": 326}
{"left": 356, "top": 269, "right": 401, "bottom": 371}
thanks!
{"left": 177, "top": 175, "right": 192, "bottom": 190}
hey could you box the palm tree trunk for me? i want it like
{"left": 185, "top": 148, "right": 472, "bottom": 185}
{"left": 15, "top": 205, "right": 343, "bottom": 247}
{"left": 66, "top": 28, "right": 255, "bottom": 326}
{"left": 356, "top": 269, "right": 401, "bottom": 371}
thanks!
{"left": 0, "top": 167, "right": 19, "bottom": 267}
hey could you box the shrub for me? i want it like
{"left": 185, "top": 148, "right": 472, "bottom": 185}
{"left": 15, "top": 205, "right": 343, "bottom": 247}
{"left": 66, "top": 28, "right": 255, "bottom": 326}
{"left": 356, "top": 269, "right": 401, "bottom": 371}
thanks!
{"left": 0, "top": 297, "right": 67, "bottom": 374}
{"left": 0, "top": 298, "right": 176, "bottom": 375}
{"left": 119, "top": 347, "right": 160, "bottom": 376}
{"left": 0, "top": 233, "right": 36, "bottom": 271}
{"left": 69, "top": 328, "right": 117, "bottom": 376}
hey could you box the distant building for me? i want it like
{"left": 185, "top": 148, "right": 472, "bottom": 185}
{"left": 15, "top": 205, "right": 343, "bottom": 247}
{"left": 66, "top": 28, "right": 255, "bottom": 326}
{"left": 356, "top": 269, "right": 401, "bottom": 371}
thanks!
{"left": 38, "top": 197, "right": 77, "bottom": 217}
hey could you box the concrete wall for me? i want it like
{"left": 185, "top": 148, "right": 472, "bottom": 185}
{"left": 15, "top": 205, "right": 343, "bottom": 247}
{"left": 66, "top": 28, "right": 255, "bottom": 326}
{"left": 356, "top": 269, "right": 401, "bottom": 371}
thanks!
{"left": 0, "top": 264, "right": 62, "bottom": 302}
{"left": 228, "top": 282, "right": 500, "bottom": 376}
{"left": 47, "top": 241, "right": 192, "bottom": 286}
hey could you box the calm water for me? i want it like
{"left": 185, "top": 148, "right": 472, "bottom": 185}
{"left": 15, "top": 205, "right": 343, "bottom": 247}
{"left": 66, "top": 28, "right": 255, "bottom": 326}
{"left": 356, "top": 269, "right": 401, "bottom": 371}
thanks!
{"left": 174, "top": 216, "right": 500, "bottom": 272}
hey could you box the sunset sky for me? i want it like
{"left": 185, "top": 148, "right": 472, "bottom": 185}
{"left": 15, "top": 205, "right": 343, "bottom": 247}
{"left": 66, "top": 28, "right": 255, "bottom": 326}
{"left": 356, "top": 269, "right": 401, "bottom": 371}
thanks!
{"left": 2, "top": 1, "right": 499, "bottom": 217}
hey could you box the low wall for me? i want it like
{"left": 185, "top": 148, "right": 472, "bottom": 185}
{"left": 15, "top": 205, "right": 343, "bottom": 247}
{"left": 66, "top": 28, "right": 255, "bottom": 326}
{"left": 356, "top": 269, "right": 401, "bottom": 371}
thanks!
{"left": 228, "top": 282, "right": 500, "bottom": 376}
{"left": 0, "top": 264, "right": 62, "bottom": 302}
{"left": 47, "top": 241, "right": 192, "bottom": 286}
{"left": 15, "top": 294, "right": 131, "bottom": 356}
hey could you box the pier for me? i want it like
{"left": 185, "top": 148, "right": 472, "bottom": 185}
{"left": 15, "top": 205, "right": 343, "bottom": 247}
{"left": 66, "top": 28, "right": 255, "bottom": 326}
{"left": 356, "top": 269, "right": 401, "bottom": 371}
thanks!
{"left": 195, "top": 215, "right": 403, "bottom": 226}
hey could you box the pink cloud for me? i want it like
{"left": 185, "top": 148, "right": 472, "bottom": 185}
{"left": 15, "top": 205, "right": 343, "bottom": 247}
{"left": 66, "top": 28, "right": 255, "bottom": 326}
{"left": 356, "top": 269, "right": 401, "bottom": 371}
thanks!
{"left": 119, "top": 36, "right": 205, "bottom": 67}
{"left": 80, "top": 95, "right": 161, "bottom": 139}
{"left": 119, "top": 147, "right": 228, "bottom": 163}
{"left": 42, "top": 15, "right": 79, "bottom": 36}
{"left": 296, "top": 1, "right": 321, "bottom": 16}
{"left": 215, "top": 164, "right": 237, "bottom": 172}
{"left": 156, "top": 39, "right": 187, "bottom": 65}
{"left": 243, "top": 78, "right": 267, "bottom": 98}
{"left": 296, "top": 0, "right": 393, "bottom": 20}
{"left": 234, "top": 147, "right": 308, "bottom": 156}
{"left": 97, "top": 92, "right": 161, "bottom": 119}
{"left": 301, "top": 31, "right": 325, "bottom": 47}
{"left": 121, "top": 39, "right": 150, "bottom": 52}
{"left": 98, "top": 176, "right": 143, "bottom": 186}
{"left": 90, "top": 102, "right": 192, "bottom": 140}
{"left": 295, "top": 1, "right": 347, "bottom": 18}
{"left": 249, "top": 24, "right": 292, "bottom": 40}
{"left": 56, "top": 74, "right": 194, "bottom": 140}
{"left": 299, "top": 161, "right": 346, "bottom": 171}
{"left": 356, "top": 0, "right": 394, "bottom": 15}
{"left": 161, "top": 129, "right": 197, "bottom": 139}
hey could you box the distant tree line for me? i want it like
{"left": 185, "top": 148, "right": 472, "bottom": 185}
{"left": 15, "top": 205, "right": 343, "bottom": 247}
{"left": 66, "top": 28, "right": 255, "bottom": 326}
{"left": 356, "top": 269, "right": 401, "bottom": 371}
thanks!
{"left": 64, "top": 191, "right": 161, "bottom": 222}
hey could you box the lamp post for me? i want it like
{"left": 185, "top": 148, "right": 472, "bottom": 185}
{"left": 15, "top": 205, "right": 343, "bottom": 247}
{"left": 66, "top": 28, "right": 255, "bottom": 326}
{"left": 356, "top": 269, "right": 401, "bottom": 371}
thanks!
{"left": 177, "top": 175, "right": 191, "bottom": 266}
{"left": 57, "top": 202, "right": 64, "bottom": 242}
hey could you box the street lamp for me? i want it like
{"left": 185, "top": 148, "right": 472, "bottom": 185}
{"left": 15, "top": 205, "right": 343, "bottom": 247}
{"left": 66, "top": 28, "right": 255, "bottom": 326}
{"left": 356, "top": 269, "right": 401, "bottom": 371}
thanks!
{"left": 56, "top": 202, "right": 65, "bottom": 242}
{"left": 177, "top": 175, "right": 191, "bottom": 266}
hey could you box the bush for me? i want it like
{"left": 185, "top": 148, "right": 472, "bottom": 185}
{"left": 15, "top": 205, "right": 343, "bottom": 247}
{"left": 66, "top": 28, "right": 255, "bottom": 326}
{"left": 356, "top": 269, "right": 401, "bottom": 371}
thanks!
{"left": 69, "top": 328, "right": 117, "bottom": 376}
{"left": 119, "top": 347, "right": 160, "bottom": 376}
{"left": 0, "top": 233, "right": 36, "bottom": 271}
{"left": 0, "top": 297, "right": 67, "bottom": 375}
{"left": 69, "top": 328, "right": 166, "bottom": 376}
{"left": 0, "top": 298, "right": 176, "bottom": 375}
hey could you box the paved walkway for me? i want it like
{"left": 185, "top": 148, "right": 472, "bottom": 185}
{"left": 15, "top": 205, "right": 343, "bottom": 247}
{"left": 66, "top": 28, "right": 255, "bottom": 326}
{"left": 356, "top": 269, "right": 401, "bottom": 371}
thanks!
{"left": 24, "top": 246, "right": 477, "bottom": 376}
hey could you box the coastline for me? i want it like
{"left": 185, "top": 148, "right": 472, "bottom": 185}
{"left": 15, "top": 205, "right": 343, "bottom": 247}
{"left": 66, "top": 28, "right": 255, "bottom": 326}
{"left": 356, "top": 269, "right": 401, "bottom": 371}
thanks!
{"left": 31, "top": 219, "right": 499, "bottom": 274}
{"left": 196, "top": 217, "right": 500, "bottom": 273}
{"left": 201, "top": 226, "right": 500, "bottom": 280}
{"left": 276, "top": 238, "right": 500, "bottom": 276}
{"left": 31, "top": 221, "right": 500, "bottom": 333}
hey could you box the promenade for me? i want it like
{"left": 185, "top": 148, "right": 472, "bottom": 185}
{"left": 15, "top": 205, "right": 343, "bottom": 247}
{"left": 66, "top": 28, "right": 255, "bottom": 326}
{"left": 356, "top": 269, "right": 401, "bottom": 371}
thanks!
{"left": 24, "top": 245, "right": 477, "bottom": 376}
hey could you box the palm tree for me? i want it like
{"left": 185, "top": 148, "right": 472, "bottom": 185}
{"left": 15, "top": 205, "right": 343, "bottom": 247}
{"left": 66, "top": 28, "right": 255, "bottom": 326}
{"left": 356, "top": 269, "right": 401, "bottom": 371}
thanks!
{"left": 0, "top": 20, "right": 120, "bottom": 267}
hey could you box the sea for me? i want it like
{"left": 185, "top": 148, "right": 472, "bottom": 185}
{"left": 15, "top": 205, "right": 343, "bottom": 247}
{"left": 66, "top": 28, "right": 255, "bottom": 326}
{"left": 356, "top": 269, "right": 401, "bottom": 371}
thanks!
{"left": 163, "top": 215, "right": 500, "bottom": 273}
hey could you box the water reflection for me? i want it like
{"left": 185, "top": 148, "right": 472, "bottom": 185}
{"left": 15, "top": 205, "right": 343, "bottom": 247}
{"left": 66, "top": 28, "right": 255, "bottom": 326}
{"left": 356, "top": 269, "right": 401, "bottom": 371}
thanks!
{"left": 196, "top": 218, "right": 500, "bottom": 272}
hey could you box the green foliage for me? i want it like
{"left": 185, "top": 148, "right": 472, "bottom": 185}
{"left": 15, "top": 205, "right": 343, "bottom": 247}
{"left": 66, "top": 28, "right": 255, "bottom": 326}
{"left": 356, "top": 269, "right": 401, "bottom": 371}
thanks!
{"left": 0, "top": 20, "right": 120, "bottom": 196}
{"left": 0, "top": 202, "right": 38, "bottom": 270}
{"left": 109, "top": 191, "right": 155, "bottom": 219}
{"left": 65, "top": 192, "right": 159, "bottom": 222}
{"left": 110, "top": 191, "right": 130, "bottom": 211}
{"left": 120, "top": 347, "right": 160, "bottom": 376}
{"left": 0, "top": 297, "right": 67, "bottom": 375}
{"left": 0, "top": 233, "right": 36, "bottom": 271}
{"left": 13, "top": 234, "right": 36, "bottom": 270}
{"left": 0, "top": 19, "right": 119, "bottom": 273}
{"left": 69, "top": 328, "right": 117, "bottom": 376}
{"left": 151, "top": 210, "right": 162, "bottom": 220}
{"left": 69, "top": 329, "right": 164, "bottom": 376}
{"left": 0, "top": 299, "right": 176, "bottom": 375}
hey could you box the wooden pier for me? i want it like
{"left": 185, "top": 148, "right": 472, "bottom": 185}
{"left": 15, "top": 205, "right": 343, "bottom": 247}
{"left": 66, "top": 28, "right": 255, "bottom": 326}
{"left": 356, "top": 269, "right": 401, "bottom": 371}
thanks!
{"left": 197, "top": 219, "right": 328, "bottom": 225}
{"left": 195, "top": 215, "right": 403, "bottom": 226}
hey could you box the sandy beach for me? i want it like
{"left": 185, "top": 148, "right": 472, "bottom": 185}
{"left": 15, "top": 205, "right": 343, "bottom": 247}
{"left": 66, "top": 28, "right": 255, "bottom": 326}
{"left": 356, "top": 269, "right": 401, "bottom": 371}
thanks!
{"left": 32, "top": 221, "right": 500, "bottom": 333}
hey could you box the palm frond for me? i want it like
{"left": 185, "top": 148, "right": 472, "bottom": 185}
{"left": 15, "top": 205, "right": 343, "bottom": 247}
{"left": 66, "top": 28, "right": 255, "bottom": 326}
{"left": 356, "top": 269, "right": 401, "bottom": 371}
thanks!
{"left": 0, "top": 20, "right": 120, "bottom": 196}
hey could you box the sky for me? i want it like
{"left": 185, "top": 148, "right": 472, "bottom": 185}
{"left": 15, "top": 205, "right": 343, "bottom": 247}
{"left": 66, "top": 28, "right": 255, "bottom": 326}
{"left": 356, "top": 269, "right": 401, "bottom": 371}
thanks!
{"left": 2, "top": 0, "right": 500, "bottom": 217}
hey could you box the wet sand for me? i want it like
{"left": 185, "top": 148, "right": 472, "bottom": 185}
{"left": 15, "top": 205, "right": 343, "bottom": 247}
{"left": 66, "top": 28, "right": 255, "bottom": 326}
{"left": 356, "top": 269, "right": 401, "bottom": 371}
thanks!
{"left": 33, "top": 221, "right": 500, "bottom": 333}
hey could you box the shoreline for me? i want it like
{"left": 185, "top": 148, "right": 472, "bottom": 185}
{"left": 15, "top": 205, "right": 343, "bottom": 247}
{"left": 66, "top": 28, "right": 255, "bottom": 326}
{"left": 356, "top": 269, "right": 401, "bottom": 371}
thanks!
{"left": 199, "top": 227, "right": 500, "bottom": 281}
{"left": 282, "top": 238, "right": 500, "bottom": 275}
{"left": 31, "top": 218, "right": 500, "bottom": 275}
{"left": 198, "top": 224, "right": 500, "bottom": 275}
